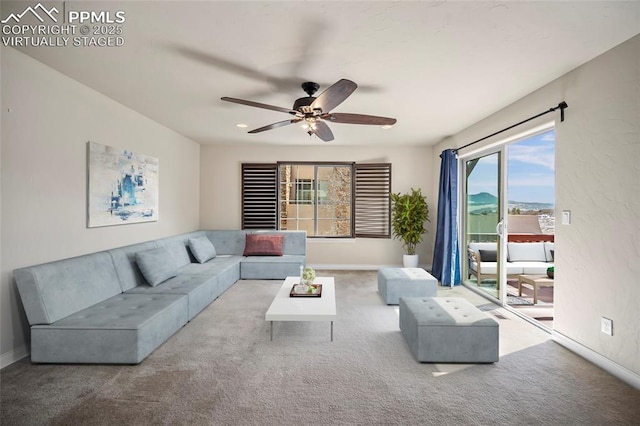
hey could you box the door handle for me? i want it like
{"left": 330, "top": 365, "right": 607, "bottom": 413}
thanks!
{"left": 496, "top": 220, "right": 504, "bottom": 237}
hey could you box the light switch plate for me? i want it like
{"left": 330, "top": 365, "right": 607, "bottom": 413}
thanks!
{"left": 601, "top": 317, "right": 613, "bottom": 336}
{"left": 562, "top": 210, "right": 571, "bottom": 225}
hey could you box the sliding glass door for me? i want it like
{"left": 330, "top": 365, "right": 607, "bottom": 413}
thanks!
{"left": 462, "top": 150, "right": 507, "bottom": 301}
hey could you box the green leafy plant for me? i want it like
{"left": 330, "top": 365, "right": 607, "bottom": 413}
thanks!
{"left": 302, "top": 266, "right": 316, "bottom": 282}
{"left": 390, "top": 188, "right": 429, "bottom": 255}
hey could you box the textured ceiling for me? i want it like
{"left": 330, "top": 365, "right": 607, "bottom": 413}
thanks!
{"left": 3, "top": 1, "right": 639, "bottom": 146}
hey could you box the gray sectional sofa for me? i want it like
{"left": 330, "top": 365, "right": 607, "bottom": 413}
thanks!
{"left": 14, "top": 230, "right": 306, "bottom": 364}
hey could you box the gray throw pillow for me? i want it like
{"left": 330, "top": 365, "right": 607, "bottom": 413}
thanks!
{"left": 135, "top": 247, "right": 178, "bottom": 286}
{"left": 478, "top": 249, "right": 497, "bottom": 262}
{"left": 188, "top": 236, "right": 217, "bottom": 263}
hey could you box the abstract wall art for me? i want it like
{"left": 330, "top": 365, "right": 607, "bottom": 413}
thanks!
{"left": 87, "top": 141, "right": 159, "bottom": 227}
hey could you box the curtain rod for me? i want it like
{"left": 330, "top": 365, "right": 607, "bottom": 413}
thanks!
{"left": 454, "top": 101, "right": 568, "bottom": 153}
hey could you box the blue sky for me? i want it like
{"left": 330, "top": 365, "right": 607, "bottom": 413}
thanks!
{"left": 467, "top": 129, "right": 555, "bottom": 204}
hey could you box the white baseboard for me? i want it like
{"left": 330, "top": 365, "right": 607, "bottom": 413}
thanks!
{"left": 552, "top": 331, "right": 640, "bottom": 390}
{"left": 1, "top": 345, "right": 29, "bottom": 369}
{"left": 309, "top": 264, "right": 433, "bottom": 271}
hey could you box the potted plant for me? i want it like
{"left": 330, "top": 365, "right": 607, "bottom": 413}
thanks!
{"left": 390, "top": 188, "right": 429, "bottom": 267}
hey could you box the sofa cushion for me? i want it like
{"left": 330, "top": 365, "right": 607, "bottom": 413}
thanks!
{"left": 470, "top": 261, "right": 524, "bottom": 276}
{"left": 468, "top": 242, "right": 497, "bottom": 253}
{"left": 108, "top": 241, "right": 159, "bottom": 292}
{"left": 14, "top": 252, "right": 122, "bottom": 325}
{"left": 545, "top": 242, "right": 555, "bottom": 262}
{"left": 127, "top": 273, "right": 218, "bottom": 320}
{"left": 30, "top": 293, "right": 188, "bottom": 364}
{"left": 510, "top": 261, "right": 554, "bottom": 275}
{"left": 136, "top": 247, "right": 178, "bottom": 286}
{"left": 155, "top": 233, "right": 205, "bottom": 268}
{"left": 243, "top": 234, "right": 284, "bottom": 256}
{"left": 240, "top": 255, "right": 305, "bottom": 279}
{"left": 507, "top": 242, "right": 546, "bottom": 262}
{"left": 478, "top": 249, "right": 497, "bottom": 262}
{"left": 188, "top": 236, "right": 217, "bottom": 263}
{"left": 179, "top": 255, "right": 243, "bottom": 275}
{"left": 204, "top": 230, "right": 307, "bottom": 256}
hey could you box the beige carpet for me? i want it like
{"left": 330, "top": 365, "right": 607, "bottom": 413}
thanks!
{"left": 2, "top": 270, "right": 639, "bottom": 425}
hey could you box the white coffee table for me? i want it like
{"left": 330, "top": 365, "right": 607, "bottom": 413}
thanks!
{"left": 265, "top": 276, "right": 336, "bottom": 341}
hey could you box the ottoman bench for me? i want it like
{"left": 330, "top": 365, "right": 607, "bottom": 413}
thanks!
{"left": 378, "top": 268, "right": 437, "bottom": 305}
{"left": 399, "top": 297, "right": 499, "bottom": 363}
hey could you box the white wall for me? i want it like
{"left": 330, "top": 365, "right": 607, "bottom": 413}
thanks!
{"left": 436, "top": 35, "right": 640, "bottom": 377}
{"left": 200, "top": 145, "right": 434, "bottom": 268}
{"left": 0, "top": 48, "right": 201, "bottom": 367}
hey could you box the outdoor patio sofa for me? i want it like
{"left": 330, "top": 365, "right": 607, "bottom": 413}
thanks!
{"left": 14, "top": 230, "right": 306, "bottom": 364}
{"left": 468, "top": 241, "right": 554, "bottom": 283}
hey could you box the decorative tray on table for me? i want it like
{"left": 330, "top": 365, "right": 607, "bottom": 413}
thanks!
{"left": 290, "top": 284, "right": 322, "bottom": 297}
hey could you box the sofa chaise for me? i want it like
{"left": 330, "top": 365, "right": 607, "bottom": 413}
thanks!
{"left": 468, "top": 241, "right": 554, "bottom": 283}
{"left": 14, "top": 230, "right": 306, "bottom": 364}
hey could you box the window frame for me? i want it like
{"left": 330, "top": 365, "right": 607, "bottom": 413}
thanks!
{"left": 278, "top": 161, "right": 355, "bottom": 239}
{"left": 241, "top": 161, "right": 391, "bottom": 239}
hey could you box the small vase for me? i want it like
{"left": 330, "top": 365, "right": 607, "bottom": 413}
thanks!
{"left": 297, "top": 265, "right": 306, "bottom": 291}
{"left": 403, "top": 254, "right": 419, "bottom": 268}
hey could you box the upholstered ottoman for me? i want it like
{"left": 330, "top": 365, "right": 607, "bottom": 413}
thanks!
{"left": 378, "top": 268, "right": 437, "bottom": 305}
{"left": 399, "top": 297, "right": 499, "bottom": 363}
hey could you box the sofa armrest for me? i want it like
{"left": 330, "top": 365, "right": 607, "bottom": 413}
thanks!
{"left": 468, "top": 248, "right": 481, "bottom": 268}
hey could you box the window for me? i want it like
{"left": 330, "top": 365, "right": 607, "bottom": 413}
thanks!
{"left": 293, "top": 179, "right": 313, "bottom": 204}
{"left": 279, "top": 163, "right": 352, "bottom": 237}
{"left": 242, "top": 162, "right": 391, "bottom": 238}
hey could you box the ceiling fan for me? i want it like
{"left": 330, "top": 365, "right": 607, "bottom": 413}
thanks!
{"left": 221, "top": 79, "right": 396, "bottom": 142}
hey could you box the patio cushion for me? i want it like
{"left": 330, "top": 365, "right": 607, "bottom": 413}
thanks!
{"left": 479, "top": 249, "right": 497, "bottom": 262}
{"left": 544, "top": 242, "right": 555, "bottom": 262}
{"left": 470, "top": 261, "right": 524, "bottom": 276}
{"left": 510, "top": 261, "right": 553, "bottom": 275}
{"left": 507, "top": 242, "right": 546, "bottom": 262}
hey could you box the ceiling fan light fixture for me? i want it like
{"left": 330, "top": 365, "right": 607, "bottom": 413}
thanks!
{"left": 381, "top": 124, "right": 393, "bottom": 129}
{"left": 236, "top": 123, "right": 248, "bottom": 128}
{"left": 222, "top": 79, "right": 396, "bottom": 142}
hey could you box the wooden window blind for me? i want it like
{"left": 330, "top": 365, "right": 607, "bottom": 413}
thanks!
{"left": 241, "top": 162, "right": 391, "bottom": 237}
{"left": 354, "top": 163, "right": 392, "bottom": 238}
{"left": 241, "top": 163, "right": 278, "bottom": 229}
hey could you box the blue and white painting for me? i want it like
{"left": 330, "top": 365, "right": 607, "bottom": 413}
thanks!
{"left": 88, "top": 141, "right": 159, "bottom": 227}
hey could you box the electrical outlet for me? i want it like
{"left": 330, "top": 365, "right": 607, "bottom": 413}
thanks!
{"left": 601, "top": 317, "right": 613, "bottom": 336}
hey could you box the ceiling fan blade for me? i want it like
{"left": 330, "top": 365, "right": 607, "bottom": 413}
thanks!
{"left": 323, "top": 113, "right": 397, "bottom": 126}
{"left": 221, "top": 97, "right": 298, "bottom": 115}
{"left": 311, "top": 79, "right": 358, "bottom": 113}
{"left": 248, "top": 118, "right": 302, "bottom": 134}
{"left": 311, "top": 121, "right": 334, "bottom": 142}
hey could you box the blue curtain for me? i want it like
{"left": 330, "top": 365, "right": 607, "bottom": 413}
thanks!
{"left": 432, "top": 149, "right": 461, "bottom": 287}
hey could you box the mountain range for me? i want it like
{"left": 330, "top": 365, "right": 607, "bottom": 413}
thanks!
{"left": 469, "top": 192, "right": 554, "bottom": 210}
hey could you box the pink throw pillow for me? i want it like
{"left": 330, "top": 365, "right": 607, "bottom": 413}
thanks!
{"left": 243, "top": 234, "right": 284, "bottom": 256}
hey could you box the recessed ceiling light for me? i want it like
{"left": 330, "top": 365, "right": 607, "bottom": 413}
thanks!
{"left": 236, "top": 123, "right": 248, "bottom": 128}
{"left": 381, "top": 125, "right": 393, "bottom": 129}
